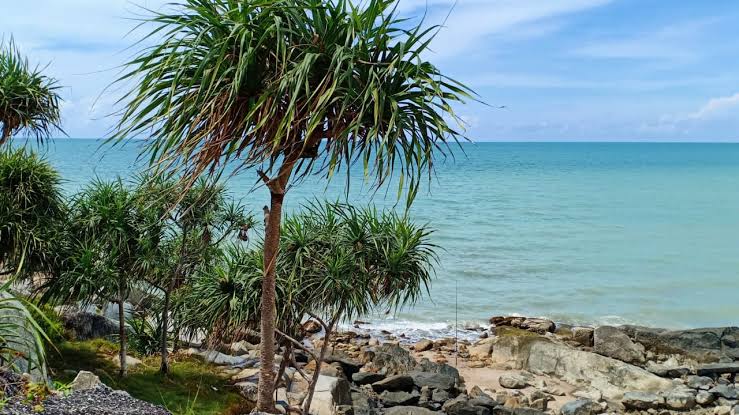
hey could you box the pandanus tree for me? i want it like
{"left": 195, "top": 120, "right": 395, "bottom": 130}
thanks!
{"left": 135, "top": 175, "right": 254, "bottom": 374}
{"left": 43, "top": 179, "right": 145, "bottom": 376}
{"left": 114, "top": 0, "right": 473, "bottom": 409}
{"left": 179, "top": 202, "right": 436, "bottom": 413}
{"left": 0, "top": 38, "right": 63, "bottom": 145}
{"left": 0, "top": 148, "right": 66, "bottom": 278}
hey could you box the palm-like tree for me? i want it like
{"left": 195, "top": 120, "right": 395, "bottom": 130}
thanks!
{"left": 0, "top": 147, "right": 66, "bottom": 278}
{"left": 114, "top": 1, "right": 473, "bottom": 409}
{"left": 180, "top": 201, "right": 436, "bottom": 413}
{"left": 0, "top": 38, "right": 63, "bottom": 145}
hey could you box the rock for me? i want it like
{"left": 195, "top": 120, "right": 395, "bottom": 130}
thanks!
{"left": 415, "top": 339, "right": 434, "bottom": 352}
{"left": 303, "top": 320, "right": 322, "bottom": 334}
{"left": 371, "top": 374, "right": 414, "bottom": 392}
{"left": 528, "top": 398, "right": 548, "bottom": 411}
{"left": 194, "top": 349, "right": 248, "bottom": 366}
{"left": 622, "top": 392, "right": 664, "bottom": 410}
{"left": 715, "top": 406, "right": 733, "bottom": 415}
{"left": 664, "top": 389, "right": 696, "bottom": 410}
{"left": 311, "top": 375, "right": 352, "bottom": 415}
{"left": 443, "top": 395, "right": 492, "bottom": 415}
{"left": 645, "top": 361, "right": 692, "bottom": 378}
{"left": 410, "top": 371, "right": 457, "bottom": 391}
{"left": 352, "top": 372, "right": 385, "bottom": 385}
{"left": 230, "top": 340, "right": 257, "bottom": 355}
{"left": 62, "top": 311, "right": 118, "bottom": 340}
{"left": 351, "top": 390, "right": 377, "bottom": 415}
{"left": 571, "top": 327, "right": 595, "bottom": 347}
{"left": 235, "top": 381, "right": 258, "bottom": 402}
{"left": 572, "top": 389, "right": 602, "bottom": 402}
{"left": 469, "top": 395, "right": 499, "bottom": 410}
{"left": 519, "top": 319, "right": 556, "bottom": 334}
{"left": 498, "top": 374, "right": 529, "bottom": 389}
{"left": 109, "top": 354, "right": 143, "bottom": 369}
{"left": 489, "top": 335, "right": 672, "bottom": 400}
{"left": 619, "top": 325, "right": 739, "bottom": 363}
{"left": 542, "top": 386, "right": 566, "bottom": 396}
{"left": 70, "top": 371, "right": 102, "bottom": 391}
{"left": 384, "top": 406, "right": 442, "bottom": 415}
{"left": 687, "top": 375, "right": 714, "bottom": 390}
{"left": 710, "top": 385, "right": 738, "bottom": 400}
{"left": 325, "top": 355, "right": 363, "bottom": 378}
{"left": 370, "top": 344, "right": 417, "bottom": 375}
{"left": 469, "top": 338, "right": 495, "bottom": 360}
{"left": 697, "top": 390, "right": 716, "bottom": 405}
{"left": 432, "top": 388, "right": 451, "bottom": 403}
{"left": 232, "top": 367, "right": 260, "bottom": 382}
{"left": 697, "top": 363, "right": 739, "bottom": 377}
{"left": 593, "top": 326, "right": 646, "bottom": 364}
{"left": 3, "top": 385, "right": 173, "bottom": 414}
{"left": 381, "top": 390, "right": 419, "bottom": 407}
{"left": 560, "top": 399, "right": 604, "bottom": 415}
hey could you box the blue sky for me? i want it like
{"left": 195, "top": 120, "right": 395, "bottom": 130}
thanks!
{"left": 4, "top": 0, "right": 739, "bottom": 141}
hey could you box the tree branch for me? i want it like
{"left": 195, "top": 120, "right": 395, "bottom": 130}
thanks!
{"left": 305, "top": 311, "right": 330, "bottom": 332}
{"left": 275, "top": 329, "right": 318, "bottom": 362}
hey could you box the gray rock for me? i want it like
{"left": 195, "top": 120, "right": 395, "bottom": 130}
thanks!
{"left": 696, "top": 390, "right": 716, "bottom": 405}
{"left": 571, "top": 327, "right": 595, "bottom": 347}
{"left": 312, "top": 375, "right": 352, "bottom": 415}
{"left": 380, "top": 391, "right": 419, "bottom": 407}
{"left": 622, "top": 391, "right": 664, "bottom": 410}
{"left": 593, "top": 326, "right": 646, "bottom": 364}
{"left": 710, "top": 385, "right": 738, "bottom": 400}
{"left": 489, "top": 335, "right": 672, "bottom": 400}
{"left": 414, "top": 339, "right": 434, "bottom": 352}
{"left": 410, "top": 371, "right": 456, "bottom": 391}
{"left": 383, "top": 406, "right": 442, "bottom": 415}
{"left": 371, "top": 344, "right": 417, "bottom": 375}
{"left": 619, "top": 325, "right": 739, "bottom": 363}
{"left": 62, "top": 311, "right": 118, "bottom": 341}
{"left": 560, "top": 399, "right": 604, "bottom": 415}
{"left": 664, "top": 389, "right": 697, "bottom": 410}
{"left": 70, "top": 371, "right": 102, "bottom": 392}
{"left": 468, "top": 395, "right": 499, "bottom": 410}
{"left": 687, "top": 375, "right": 714, "bottom": 390}
{"left": 645, "top": 361, "right": 692, "bottom": 378}
{"left": 325, "top": 355, "right": 363, "bottom": 378}
{"left": 432, "top": 389, "right": 450, "bottom": 403}
{"left": 697, "top": 363, "right": 739, "bottom": 377}
{"left": 498, "top": 374, "right": 529, "bottom": 389}
{"left": 372, "top": 375, "right": 414, "bottom": 392}
{"left": 351, "top": 390, "right": 378, "bottom": 415}
{"left": 353, "top": 372, "right": 386, "bottom": 385}
{"left": 714, "top": 406, "right": 733, "bottom": 415}
{"left": 235, "top": 381, "right": 258, "bottom": 402}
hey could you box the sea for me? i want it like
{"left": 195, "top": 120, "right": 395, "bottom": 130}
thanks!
{"left": 18, "top": 140, "right": 739, "bottom": 340}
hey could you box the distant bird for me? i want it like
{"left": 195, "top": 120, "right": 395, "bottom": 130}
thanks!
{"left": 263, "top": 205, "right": 270, "bottom": 229}
{"left": 498, "top": 105, "right": 507, "bottom": 109}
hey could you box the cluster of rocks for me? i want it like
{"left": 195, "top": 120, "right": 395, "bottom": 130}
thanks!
{"left": 0, "top": 370, "right": 171, "bottom": 415}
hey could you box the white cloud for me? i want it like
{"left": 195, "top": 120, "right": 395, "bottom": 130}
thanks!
{"left": 689, "top": 93, "right": 739, "bottom": 120}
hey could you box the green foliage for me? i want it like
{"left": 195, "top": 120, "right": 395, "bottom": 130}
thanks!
{"left": 28, "top": 301, "right": 65, "bottom": 345}
{"left": 0, "top": 147, "right": 65, "bottom": 279}
{"left": 0, "top": 38, "right": 63, "bottom": 144}
{"left": 127, "top": 310, "right": 163, "bottom": 356}
{"left": 48, "top": 340, "right": 246, "bottom": 415}
{"left": 113, "top": 0, "right": 475, "bottom": 202}
{"left": 0, "top": 279, "right": 50, "bottom": 377}
{"left": 182, "top": 201, "right": 437, "bottom": 342}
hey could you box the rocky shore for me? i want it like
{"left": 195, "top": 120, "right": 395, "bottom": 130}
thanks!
{"left": 214, "top": 315, "right": 738, "bottom": 415}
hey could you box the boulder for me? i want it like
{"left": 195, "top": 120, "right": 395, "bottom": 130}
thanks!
{"left": 593, "top": 326, "right": 645, "bottom": 364}
{"left": 380, "top": 390, "right": 420, "bottom": 407}
{"left": 325, "top": 355, "right": 363, "bottom": 378}
{"left": 370, "top": 344, "right": 417, "bottom": 375}
{"left": 489, "top": 316, "right": 555, "bottom": 334}
{"left": 696, "top": 390, "right": 716, "bottom": 405}
{"left": 231, "top": 367, "right": 260, "bottom": 382}
{"left": 371, "top": 374, "right": 414, "bottom": 392}
{"left": 571, "top": 327, "right": 595, "bottom": 348}
{"left": 469, "top": 338, "right": 495, "bottom": 360}
{"left": 489, "top": 335, "right": 672, "bottom": 400}
{"left": 414, "top": 339, "right": 434, "bottom": 352}
{"left": 559, "top": 399, "right": 604, "bottom": 415}
{"left": 303, "top": 320, "right": 322, "bottom": 334}
{"left": 384, "top": 406, "right": 442, "bottom": 415}
{"left": 687, "top": 375, "right": 714, "bottom": 390}
{"left": 235, "top": 381, "right": 258, "bottom": 402}
{"left": 62, "top": 311, "right": 118, "bottom": 340}
{"left": 230, "top": 340, "right": 257, "bottom": 355}
{"left": 310, "top": 375, "right": 352, "bottom": 415}
{"left": 193, "top": 349, "right": 249, "bottom": 366}
{"left": 70, "top": 371, "right": 103, "bottom": 392}
{"left": 619, "top": 325, "right": 739, "bottom": 362}
{"left": 645, "top": 361, "right": 692, "bottom": 378}
{"left": 622, "top": 391, "right": 664, "bottom": 410}
{"left": 709, "top": 385, "right": 738, "bottom": 400}
{"left": 352, "top": 372, "right": 385, "bottom": 385}
{"left": 697, "top": 363, "right": 739, "bottom": 377}
{"left": 664, "top": 389, "right": 697, "bottom": 410}
{"left": 498, "top": 374, "right": 529, "bottom": 389}
{"left": 410, "top": 371, "right": 457, "bottom": 391}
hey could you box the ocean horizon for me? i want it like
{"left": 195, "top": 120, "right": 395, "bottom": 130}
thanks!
{"left": 19, "top": 139, "right": 739, "bottom": 339}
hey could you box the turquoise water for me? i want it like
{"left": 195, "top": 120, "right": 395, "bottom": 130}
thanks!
{"left": 22, "top": 140, "right": 739, "bottom": 333}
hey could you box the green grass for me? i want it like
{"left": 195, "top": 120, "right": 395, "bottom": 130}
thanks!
{"left": 47, "top": 339, "right": 249, "bottom": 415}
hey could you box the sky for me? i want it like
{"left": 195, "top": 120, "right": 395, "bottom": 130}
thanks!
{"left": 3, "top": 0, "right": 739, "bottom": 141}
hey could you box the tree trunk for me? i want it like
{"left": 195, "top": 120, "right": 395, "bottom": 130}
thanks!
{"left": 0, "top": 127, "right": 11, "bottom": 146}
{"left": 118, "top": 298, "right": 128, "bottom": 377}
{"left": 256, "top": 190, "right": 285, "bottom": 413}
{"left": 159, "top": 280, "right": 174, "bottom": 374}
{"left": 303, "top": 318, "right": 337, "bottom": 415}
